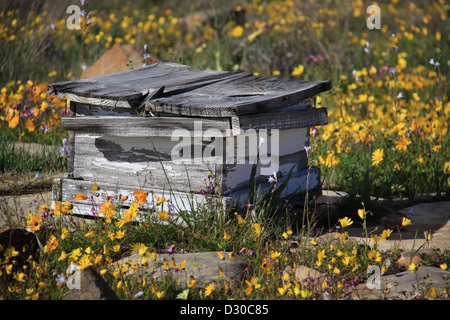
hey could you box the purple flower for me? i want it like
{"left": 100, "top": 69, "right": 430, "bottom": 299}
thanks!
{"left": 167, "top": 245, "right": 178, "bottom": 253}
{"left": 51, "top": 23, "right": 56, "bottom": 30}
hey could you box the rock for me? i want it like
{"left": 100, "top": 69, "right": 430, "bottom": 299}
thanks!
{"left": 63, "top": 266, "right": 119, "bottom": 300}
{"left": 294, "top": 265, "right": 323, "bottom": 284}
{"left": 382, "top": 266, "right": 450, "bottom": 297}
{"left": 0, "top": 228, "right": 40, "bottom": 266}
{"left": 350, "top": 283, "right": 384, "bottom": 300}
{"left": 396, "top": 250, "right": 422, "bottom": 268}
{"left": 114, "top": 251, "right": 248, "bottom": 289}
{"left": 382, "top": 256, "right": 401, "bottom": 276}
{"left": 81, "top": 43, "right": 161, "bottom": 79}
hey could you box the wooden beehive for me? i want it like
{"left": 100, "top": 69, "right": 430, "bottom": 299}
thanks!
{"left": 47, "top": 62, "right": 330, "bottom": 217}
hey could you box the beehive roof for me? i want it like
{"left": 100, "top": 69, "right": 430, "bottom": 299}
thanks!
{"left": 48, "top": 62, "right": 331, "bottom": 118}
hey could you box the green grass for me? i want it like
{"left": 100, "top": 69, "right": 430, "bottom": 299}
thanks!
{"left": 0, "top": 138, "right": 66, "bottom": 175}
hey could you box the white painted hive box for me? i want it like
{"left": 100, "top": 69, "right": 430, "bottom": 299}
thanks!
{"left": 47, "top": 62, "right": 331, "bottom": 216}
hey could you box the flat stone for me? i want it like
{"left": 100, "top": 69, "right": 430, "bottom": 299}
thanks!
{"left": 115, "top": 251, "right": 248, "bottom": 289}
{"left": 294, "top": 265, "right": 323, "bottom": 284}
{"left": 63, "top": 266, "right": 119, "bottom": 300}
{"left": 396, "top": 250, "right": 422, "bottom": 268}
{"left": 350, "top": 283, "right": 384, "bottom": 300}
{"left": 382, "top": 266, "right": 450, "bottom": 297}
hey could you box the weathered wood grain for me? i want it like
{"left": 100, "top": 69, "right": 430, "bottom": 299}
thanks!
{"left": 61, "top": 116, "right": 232, "bottom": 137}
{"left": 72, "top": 134, "right": 218, "bottom": 193}
{"left": 238, "top": 107, "right": 328, "bottom": 131}
{"left": 228, "top": 166, "right": 322, "bottom": 206}
{"left": 47, "top": 62, "right": 332, "bottom": 118}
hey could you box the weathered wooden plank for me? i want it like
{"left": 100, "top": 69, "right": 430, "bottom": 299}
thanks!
{"left": 227, "top": 166, "right": 322, "bottom": 206}
{"left": 47, "top": 62, "right": 332, "bottom": 117}
{"left": 61, "top": 116, "right": 232, "bottom": 137}
{"left": 238, "top": 107, "right": 328, "bottom": 131}
{"left": 72, "top": 134, "right": 220, "bottom": 193}
{"left": 221, "top": 127, "right": 310, "bottom": 194}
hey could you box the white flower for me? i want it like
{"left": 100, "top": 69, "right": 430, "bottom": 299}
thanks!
{"left": 268, "top": 171, "right": 277, "bottom": 183}
{"left": 429, "top": 58, "right": 440, "bottom": 67}
{"left": 55, "top": 273, "right": 66, "bottom": 284}
{"left": 396, "top": 92, "right": 404, "bottom": 99}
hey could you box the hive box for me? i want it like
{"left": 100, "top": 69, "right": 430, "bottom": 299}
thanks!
{"left": 47, "top": 62, "right": 330, "bottom": 217}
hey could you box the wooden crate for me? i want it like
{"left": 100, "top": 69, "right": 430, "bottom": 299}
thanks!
{"left": 48, "top": 62, "right": 331, "bottom": 217}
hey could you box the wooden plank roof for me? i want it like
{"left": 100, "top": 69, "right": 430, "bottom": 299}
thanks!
{"left": 47, "top": 62, "right": 331, "bottom": 118}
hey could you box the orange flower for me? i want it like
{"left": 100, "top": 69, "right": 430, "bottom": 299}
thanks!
{"left": 9, "top": 115, "right": 19, "bottom": 129}
{"left": 26, "top": 119, "right": 35, "bottom": 132}
{"left": 74, "top": 194, "right": 87, "bottom": 201}
{"left": 133, "top": 189, "right": 147, "bottom": 204}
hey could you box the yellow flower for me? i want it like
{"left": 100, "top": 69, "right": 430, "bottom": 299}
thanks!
{"left": 408, "top": 263, "right": 417, "bottom": 274}
{"left": 300, "top": 289, "right": 312, "bottom": 299}
{"left": 97, "top": 199, "right": 115, "bottom": 216}
{"left": 435, "top": 31, "right": 441, "bottom": 41}
{"left": 223, "top": 231, "right": 231, "bottom": 240}
{"left": 26, "top": 213, "right": 42, "bottom": 232}
{"left": 39, "top": 204, "right": 50, "bottom": 215}
{"left": 85, "top": 229, "right": 95, "bottom": 238}
{"left": 187, "top": 276, "right": 198, "bottom": 288}
{"left": 116, "top": 202, "right": 139, "bottom": 227}
{"left": 158, "top": 210, "right": 169, "bottom": 221}
{"left": 432, "top": 145, "right": 442, "bottom": 152}
{"left": 380, "top": 229, "right": 393, "bottom": 241}
{"left": 69, "top": 248, "right": 82, "bottom": 262}
{"left": 205, "top": 282, "right": 215, "bottom": 296}
{"left": 14, "top": 272, "right": 26, "bottom": 282}
{"left": 253, "top": 223, "right": 264, "bottom": 237}
{"left": 261, "top": 259, "right": 274, "bottom": 274}
{"left": 91, "top": 181, "right": 100, "bottom": 192}
{"left": 291, "top": 64, "right": 304, "bottom": 76}
{"left": 368, "top": 249, "right": 381, "bottom": 262}
{"left": 395, "top": 136, "right": 412, "bottom": 152}
{"left": 440, "top": 263, "right": 447, "bottom": 270}
{"left": 155, "top": 195, "right": 167, "bottom": 205}
{"left": 115, "top": 230, "right": 125, "bottom": 239}
{"left": 58, "top": 251, "right": 67, "bottom": 261}
{"left": 371, "top": 148, "right": 383, "bottom": 166}
{"left": 340, "top": 232, "right": 349, "bottom": 243}
{"left": 270, "top": 251, "right": 281, "bottom": 260}
{"left": 78, "top": 254, "right": 92, "bottom": 269}
{"left": 316, "top": 249, "right": 325, "bottom": 267}
{"left": 402, "top": 218, "right": 412, "bottom": 227}
{"left": 425, "top": 287, "right": 438, "bottom": 299}
{"left": 339, "top": 217, "right": 354, "bottom": 228}
{"left": 358, "top": 209, "right": 365, "bottom": 219}
{"left": 217, "top": 251, "right": 225, "bottom": 260}
{"left": 155, "top": 290, "right": 164, "bottom": 299}
{"left": 230, "top": 25, "right": 244, "bottom": 38}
